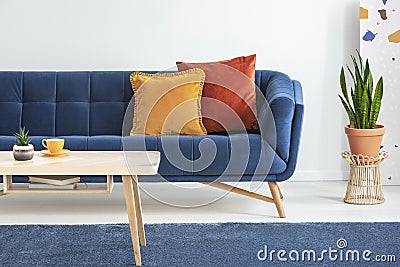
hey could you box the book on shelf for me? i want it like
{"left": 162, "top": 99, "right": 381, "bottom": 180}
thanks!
{"left": 28, "top": 175, "right": 80, "bottom": 186}
{"left": 28, "top": 182, "right": 77, "bottom": 190}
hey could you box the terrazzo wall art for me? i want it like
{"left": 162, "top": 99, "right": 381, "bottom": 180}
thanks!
{"left": 360, "top": 0, "right": 400, "bottom": 184}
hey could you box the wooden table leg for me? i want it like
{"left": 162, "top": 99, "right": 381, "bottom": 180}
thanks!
{"left": 2, "top": 175, "right": 11, "bottom": 194}
{"left": 1, "top": 175, "right": 12, "bottom": 196}
{"left": 107, "top": 175, "right": 114, "bottom": 193}
{"left": 122, "top": 175, "right": 142, "bottom": 266}
{"left": 132, "top": 175, "right": 146, "bottom": 246}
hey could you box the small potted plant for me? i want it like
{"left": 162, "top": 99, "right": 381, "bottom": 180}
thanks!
{"left": 13, "top": 127, "right": 34, "bottom": 161}
{"left": 339, "top": 50, "right": 384, "bottom": 158}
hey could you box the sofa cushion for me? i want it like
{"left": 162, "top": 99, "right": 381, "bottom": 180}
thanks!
{"left": 12, "top": 134, "right": 285, "bottom": 176}
{"left": 0, "top": 133, "right": 286, "bottom": 181}
{"left": 122, "top": 134, "right": 286, "bottom": 176}
{"left": 1, "top": 136, "right": 125, "bottom": 151}
{"left": 0, "top": 136, "right": 89, "bottom": 151}
{"left": 123, "top": 135, "right": 192, "bottom": 175}
{"left": 87, "top": 136, "right": 122, "bottom": 151}
{"left": 31, "top": 136, "right": 88, "bottom": 151}
{"left": 193, "top": 134, "right": 286, "bottom": 175}
{"left": 177, "top": 55, "right": 258, "bottom": 133}
{"left": 129, "top": 69, "right": 207, "bottom": 136}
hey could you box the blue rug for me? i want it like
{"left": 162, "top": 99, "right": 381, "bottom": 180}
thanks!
{"left": 0, "top": 222, "right": 398, "bottom": 266}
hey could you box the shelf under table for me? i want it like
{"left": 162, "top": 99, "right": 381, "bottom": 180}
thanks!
{"left": 6, "top": 183, "right": 112, "bottom": 194}
{"left": 2, "top": 174, "right": 114, "bottom": 194}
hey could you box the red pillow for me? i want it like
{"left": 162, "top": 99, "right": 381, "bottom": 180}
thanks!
{"left": 177, "top": 54, "right": 258, "bottom": 133}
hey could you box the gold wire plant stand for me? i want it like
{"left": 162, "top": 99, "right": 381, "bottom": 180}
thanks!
{"left": 342, "top": 151, "right": 388, "bottom": 205}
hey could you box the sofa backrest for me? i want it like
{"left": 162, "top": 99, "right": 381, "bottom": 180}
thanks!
{"left": 1, "top": 70, "right": 270, "bottom": 137}
{"left": 0, "top": 71, "right": 141, "bottom": 136}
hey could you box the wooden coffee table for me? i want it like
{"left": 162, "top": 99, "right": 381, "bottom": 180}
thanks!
{"left": 0, "top": 150, "right": 160, "bottom": 266}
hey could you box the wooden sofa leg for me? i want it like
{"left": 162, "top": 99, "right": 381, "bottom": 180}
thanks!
{"left": 268, "top": 182, "right": 286, "bottom": 218}
{"left": 277, "top": 184, "right": 283, "bottom": 199}
{"left": 201, "top": 182, "right": 286, "bottom": 218}
{"left": 0, "top": 190, "right": 5, "bottom": 196}
{"left": 200, "top": 182, "right": 275, "bottom": 203}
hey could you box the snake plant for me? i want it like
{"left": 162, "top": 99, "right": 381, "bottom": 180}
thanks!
{"left": 339, "top": 50, "right": 383, "bottom": 129}
{"left": 14, "top": 127, "right": 31, "bottom": 146}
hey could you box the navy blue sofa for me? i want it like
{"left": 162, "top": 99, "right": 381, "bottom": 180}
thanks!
{"left": 0, "top": 70, "right": 303, "bottom": 217}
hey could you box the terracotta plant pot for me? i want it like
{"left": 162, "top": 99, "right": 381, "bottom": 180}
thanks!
{"left": 344, "top": 124, "right": 385, "bottom": 158}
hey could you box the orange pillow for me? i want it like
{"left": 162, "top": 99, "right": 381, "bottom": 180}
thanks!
{"left": 130, "top": 69, "right": 207, "bottom": 136}
{"left": 177, "top": 54, "right": 258, "bottom": 133}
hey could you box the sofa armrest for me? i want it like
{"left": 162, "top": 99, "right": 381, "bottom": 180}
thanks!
{"left": 276, "top": 80, "right": 304, "bottom": 181}
{"left": 255, "top": 71, "right": 304, "bottom": 181}
{"left": 256, "top": 71, "right": 295, "bottom": 162}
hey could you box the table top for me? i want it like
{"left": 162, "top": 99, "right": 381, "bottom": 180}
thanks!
{"left": 0, "top": 151, "right": 160, "bottom": 176}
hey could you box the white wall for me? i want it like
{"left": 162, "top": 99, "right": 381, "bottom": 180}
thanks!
{"left": 0, "top": 0, "right": 360, "bottom": 181}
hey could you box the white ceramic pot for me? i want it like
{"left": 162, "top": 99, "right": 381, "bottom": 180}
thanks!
{"left": 13, "top": 144, "right": 34, "bottom": 161}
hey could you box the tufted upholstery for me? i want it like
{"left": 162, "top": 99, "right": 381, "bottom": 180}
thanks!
{"left": 0, "top": 70, "right": 303, "bottom": 183}
{"left": 0, "top": 71, "right": 135, "bottom": 136}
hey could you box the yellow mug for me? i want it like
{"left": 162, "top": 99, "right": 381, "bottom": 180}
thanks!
{"left": 42, "top": 138, "right": 64, "bottom": 154}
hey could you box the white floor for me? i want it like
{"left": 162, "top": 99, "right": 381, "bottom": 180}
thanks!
{"left": 0, "top": 181, "right": 399, "bottom": 225}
